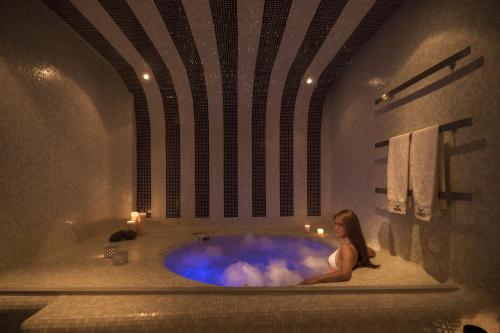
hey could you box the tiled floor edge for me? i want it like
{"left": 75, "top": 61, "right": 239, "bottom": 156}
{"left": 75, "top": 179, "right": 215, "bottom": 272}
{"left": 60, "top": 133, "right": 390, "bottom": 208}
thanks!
{"left": 0, "top": 299, "right": 51, "bottom": 333}
{"left": 0, "top": 284, "right": 460, "bottom": 296}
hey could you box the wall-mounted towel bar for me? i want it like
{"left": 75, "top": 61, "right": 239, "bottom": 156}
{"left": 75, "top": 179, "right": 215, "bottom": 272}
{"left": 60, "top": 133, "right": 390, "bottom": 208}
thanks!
{"left": 375, "top": 117, "right": 474, "bottom": 202}
{"left": 375, "top": 188, "right": 472, "bottom": 201}
{"left": 374, "top": 117, "right": 472, "bottom": 148}
{"left": 374, "top": 47, "right": 471, "bottom": 105}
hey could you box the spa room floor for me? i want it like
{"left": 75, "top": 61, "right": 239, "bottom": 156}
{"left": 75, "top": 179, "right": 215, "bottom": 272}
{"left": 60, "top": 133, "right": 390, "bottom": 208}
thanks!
{"left": 0, "top": 222, "right": 498, "bottom": 332}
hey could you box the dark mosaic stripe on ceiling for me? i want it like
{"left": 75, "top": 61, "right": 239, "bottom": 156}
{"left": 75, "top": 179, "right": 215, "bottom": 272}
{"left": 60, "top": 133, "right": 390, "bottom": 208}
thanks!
{"left": 307, "top": 0, "right": 404, "bottom": 216}
{"left": 98, "top": 0, "right": 181, "bottom": 218}
{"left": 210, "top": 0, "right": 238, "bottom": 217}
{"left": 42, "top": 0, "right": 151, "bottom": 214}
{"left": 280, "top": 0, "right": 348, "bottom": 216}
{"left": 251, "top": 0, "right": 292, "bottom": 217}
{"left": 155, "top": 0, "right": 210, "bottom": 218}
{"left": 163, "top": 94, "right": 181, "bottom": 218}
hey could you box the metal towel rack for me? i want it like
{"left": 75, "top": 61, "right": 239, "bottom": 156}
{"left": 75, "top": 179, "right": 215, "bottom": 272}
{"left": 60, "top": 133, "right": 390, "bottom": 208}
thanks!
{"left": 375, "top": 188, "right": 472, "bottom": 201}
{"left": 374, "top": 117, "right": 472, "bottom": 148}
{"left": 374, "top": 117, "right": 473, "bottom": 201}
{"left": 374, "top": 47, "right": 471, "bottom": 105}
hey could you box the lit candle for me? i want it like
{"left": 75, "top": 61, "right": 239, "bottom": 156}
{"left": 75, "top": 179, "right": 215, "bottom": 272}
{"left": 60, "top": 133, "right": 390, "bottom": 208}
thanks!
{"left": 135, "top": 212, "right": 147, "bottom": 236}
{"left": 138, "top": 212, "right": 147, "bottom": 223}
{"left": 317, "top": 228, "right": 324, "bottom": 236}
{"left": 126, "top": 220, "right": 135, "bottom": 231}
{"left": 304, "top": 224, "right": 311, "bottom": 232}
{"left": 131, "top": 212, "right": 139, "bottom": 222}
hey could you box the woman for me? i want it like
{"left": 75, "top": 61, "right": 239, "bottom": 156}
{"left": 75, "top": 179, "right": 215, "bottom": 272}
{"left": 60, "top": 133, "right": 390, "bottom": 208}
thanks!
{"left": 298, "top": 209, "right": 378, "bottom": 285}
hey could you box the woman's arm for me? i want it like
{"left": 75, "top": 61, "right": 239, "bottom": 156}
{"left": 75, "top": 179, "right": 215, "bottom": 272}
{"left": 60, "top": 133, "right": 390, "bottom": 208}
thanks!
{"left": 298, "top": 246, "right": 356, "bottom": 285}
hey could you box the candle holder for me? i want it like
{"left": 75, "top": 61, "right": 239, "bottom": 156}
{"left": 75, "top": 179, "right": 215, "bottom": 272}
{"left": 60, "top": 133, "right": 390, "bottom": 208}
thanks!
{"left": 112, "top": 250, "right": 128, "bottom": 265}
{"left": 131, "top": 211, "right": 139, "bottom": 222}
{"left": 304, "top": 224, "right": 311, "bottom": 233}
{"left": 104, "top": 245, "right": 118, "bottom": 258}
{"left": 138, "top": 212, "right": 147, "bottom": 223}
{"left": 126, "top": 220, "right": 136, "bottom": 231}
{"left": 317, "top": 228, "right": 324, "bottom": 236}
{"left": 135, "top": 214, "right": 145, "bottom": 236}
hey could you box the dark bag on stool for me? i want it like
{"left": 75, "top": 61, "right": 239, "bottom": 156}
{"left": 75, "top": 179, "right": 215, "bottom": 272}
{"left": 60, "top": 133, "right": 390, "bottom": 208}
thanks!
{"left": 109, "top": 230, "right": 126, "bottom": 242}
{"left": 123, "top": 230, "right": 137, "bottom": 240}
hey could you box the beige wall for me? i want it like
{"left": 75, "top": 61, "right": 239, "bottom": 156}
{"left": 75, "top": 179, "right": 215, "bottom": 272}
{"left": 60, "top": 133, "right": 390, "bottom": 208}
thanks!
{"left": 323, "top": 0, "right": 500, "bottom": 298}
{"left": 0, "top": 0, "right": 134, "bottom": 270}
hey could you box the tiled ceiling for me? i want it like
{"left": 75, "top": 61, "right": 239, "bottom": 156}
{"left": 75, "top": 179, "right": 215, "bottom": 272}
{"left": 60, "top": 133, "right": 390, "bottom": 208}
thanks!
{"left": 43, "top": 0, "right": 403, "bottom": 219}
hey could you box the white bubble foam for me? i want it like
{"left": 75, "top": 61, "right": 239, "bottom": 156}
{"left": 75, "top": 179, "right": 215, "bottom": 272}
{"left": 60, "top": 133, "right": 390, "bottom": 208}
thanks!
{"left": 301, "top": 255, "right": 330, "bottom": 274}
{"left": 222, "top": 261, "right": 264, "bottom": 286}
{"left": 264, "top": 259, "right": 302, "bottom": 286}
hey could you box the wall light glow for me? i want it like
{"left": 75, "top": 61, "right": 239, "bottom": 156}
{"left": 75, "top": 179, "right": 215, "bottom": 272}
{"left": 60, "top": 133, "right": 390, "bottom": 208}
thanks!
{"left": 32, "top": 66, "right": 60, "bottom": 81}
{"left": 368, "top": 77, "right": 385, "bottom": 87}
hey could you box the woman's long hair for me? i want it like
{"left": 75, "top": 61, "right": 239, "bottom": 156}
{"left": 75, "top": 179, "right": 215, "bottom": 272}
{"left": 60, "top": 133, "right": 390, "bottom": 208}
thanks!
{"left": 334, "top": 209, "right": 379, "bottom": 269}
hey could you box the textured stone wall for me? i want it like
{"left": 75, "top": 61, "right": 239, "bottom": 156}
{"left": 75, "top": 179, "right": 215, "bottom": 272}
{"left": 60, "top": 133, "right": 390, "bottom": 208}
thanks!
{"left": 0, "top": 0, "right": 133, "bottom": 270}
{"left": 323, "top": 0, "right": 500, "bottom": 299}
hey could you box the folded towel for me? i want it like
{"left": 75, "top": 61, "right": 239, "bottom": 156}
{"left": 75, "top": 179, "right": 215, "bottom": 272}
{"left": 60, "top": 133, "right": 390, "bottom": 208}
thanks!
{"left": 387, "top": 133, "right": 411, "bottom": 214}
{"left": 410, "top": 125, "right": 439, "bottom": 221}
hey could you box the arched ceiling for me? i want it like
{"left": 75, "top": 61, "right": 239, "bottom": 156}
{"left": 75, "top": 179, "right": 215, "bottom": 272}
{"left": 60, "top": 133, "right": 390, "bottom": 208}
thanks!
{"left": 43, "top": 0, "right": 403, "bottom": 219}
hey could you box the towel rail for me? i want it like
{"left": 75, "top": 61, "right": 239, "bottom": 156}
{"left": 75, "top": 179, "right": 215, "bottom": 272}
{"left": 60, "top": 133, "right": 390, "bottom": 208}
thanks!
{"left": 375, "top": 117, "right": 473, "bottom": 202}
{"left": 375, "top": 188, "right": 472, "bottom": 201}
{"left": 374, "top": 117, "right": 472, "bottom": 148}
{"left": 374, "top": 47, "right": 471, "bottom": 105}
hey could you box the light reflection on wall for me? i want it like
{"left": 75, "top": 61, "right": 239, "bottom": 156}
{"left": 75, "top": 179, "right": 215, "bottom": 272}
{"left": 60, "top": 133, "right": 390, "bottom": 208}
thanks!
{"left": 368, "top": 77, "right": 385, "bottom": 87}
{"left": 32, "top": 65, "right": 61, "bottom": 81}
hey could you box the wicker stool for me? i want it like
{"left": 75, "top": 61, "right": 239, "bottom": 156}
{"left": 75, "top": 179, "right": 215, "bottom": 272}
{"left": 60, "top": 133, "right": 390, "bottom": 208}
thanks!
{"left": 104, "top": 245, "right": 118, "bottom": 259}
{"left": 112, "top": 250, "right": 128, "bottom": 265}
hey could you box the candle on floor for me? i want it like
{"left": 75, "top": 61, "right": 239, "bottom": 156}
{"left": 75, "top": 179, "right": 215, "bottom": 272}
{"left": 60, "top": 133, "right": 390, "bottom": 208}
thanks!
{"left": 131, "top": 211, "right": 139, "bottom": 222}
{"left": 317, "top": 228, "right": 324, "bottom": 236}
{"left": 126, "top": 220, "right": 135, "bottom": 231}
{"left": 304, "top": 224, "right": 311, "bottom": 232}
{"left": 135, "top": 212, "right": 146, "bottom": 236}
{"left": 138, "top": 212, "right": 147, "bottom": 223}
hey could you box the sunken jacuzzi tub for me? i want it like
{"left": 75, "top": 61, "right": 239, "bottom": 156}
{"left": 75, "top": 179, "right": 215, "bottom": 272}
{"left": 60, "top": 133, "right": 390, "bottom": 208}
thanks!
{"left": 0, "top": 222, "right": 455, "bottom": 294}
{"left": 164, "top": 234, "right": 334, "bottom": 287}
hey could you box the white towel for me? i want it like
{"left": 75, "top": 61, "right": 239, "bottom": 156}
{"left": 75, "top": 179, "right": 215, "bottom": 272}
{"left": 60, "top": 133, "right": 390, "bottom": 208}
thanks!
{"left": 410, "top": 125, "right": 439, "bottom": 221}
{"left": 387, "top": 133, "right": 411, "bottom": 214}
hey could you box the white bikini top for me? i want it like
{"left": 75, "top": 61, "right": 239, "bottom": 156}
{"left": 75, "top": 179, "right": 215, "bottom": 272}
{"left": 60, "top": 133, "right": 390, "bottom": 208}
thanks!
{"left": 328, "top": 248, "right": 341, "bottom": 270}
{"left": 328, "top": 241, "right": 357, "bottom": 270}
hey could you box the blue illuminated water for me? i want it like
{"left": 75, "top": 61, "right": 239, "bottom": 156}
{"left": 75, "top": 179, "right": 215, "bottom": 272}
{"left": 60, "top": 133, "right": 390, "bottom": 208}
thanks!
{"left": 164, "top": 234, "right": 335, "bottom": 286}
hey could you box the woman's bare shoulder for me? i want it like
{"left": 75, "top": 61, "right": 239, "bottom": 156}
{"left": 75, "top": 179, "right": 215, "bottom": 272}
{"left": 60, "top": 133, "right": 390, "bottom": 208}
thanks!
{"left": 341, "top": 242, "right": 357, "bottom": 256}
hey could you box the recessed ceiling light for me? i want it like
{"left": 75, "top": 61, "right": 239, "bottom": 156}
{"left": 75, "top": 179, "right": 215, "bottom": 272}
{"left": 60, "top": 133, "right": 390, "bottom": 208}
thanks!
{"left": 306, "top": 78, "right": 313, "bottom": 85}
{"left": 143, "top": 73, "right": 150, "bottom": 80}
